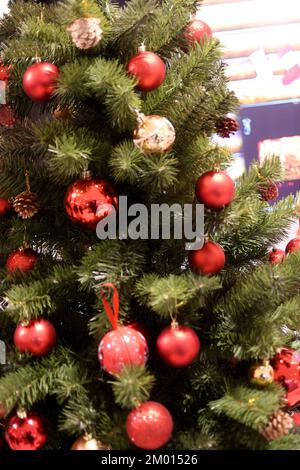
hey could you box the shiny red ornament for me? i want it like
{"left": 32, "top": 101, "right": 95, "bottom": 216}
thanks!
{"left": 6, "top": 248, "right": 38, "bottom": 273}
{"left": 292, "top": 411, "right": 300, "bottom": 428}
{"left": 0, "top": 105, "right": 15, "bottom": 127}
{"left": 127, "top": 47, "right": 166, "bottom": 92}
{"left": 183, "top": 19, "right": 212, "bottom": 49}
{"left": 0, "top": 198, "right": 11, "bottom": 216}
{"left": 5, "top": 412, "right": 47, "bottom": 450}
{"left": 0, "top": 63, "right": 11, "bottom": 81}
{"left": 189, "top": 240, "right": 225, "bottom": 275}
{"left": 286, "top": 238, "right": 300, "bottom": 254}
{"left": 14, "top": 319, "right": 56, "bottom": 357}
{"left": 156, "top": 324, "right": 200, "bottom": 367}
{"left": 268, "top": 248, "right": 285, "bottom": 265}
{"left": 195, "top": 170, "right": 235, "bottom": 210}
{"left": 65, "top": 173, "right": 118, "bottom": 230}
{"left": 271, "top": 347, "right": 300, "bottom": 407}
{"left": 22, "top": 62, "right": 59, "bottom": 101}
{"left": 98, "top": 325, "right": 148, "bottom": 375}
{"left": 126, "top": 401, "right": 173, "bottom": 450}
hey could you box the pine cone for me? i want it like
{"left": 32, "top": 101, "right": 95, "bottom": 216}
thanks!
{"left": 13, "top": 191, "right": 39, "bottom": 219}
{"left": 259, "top": 180, "right": 279, "bottom": 202}
{"left": 67, "top": 17, "right": 103, "bottom": 50}
{"left": 261, "top": 410, "right": 294, "bottom": 440}
{"left": 216, "top": 117, "right": 238, "bottom": 138}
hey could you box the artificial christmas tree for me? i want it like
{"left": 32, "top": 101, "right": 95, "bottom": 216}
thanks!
{"left": 0, "top": 0, "right": 300, "bottom": 452}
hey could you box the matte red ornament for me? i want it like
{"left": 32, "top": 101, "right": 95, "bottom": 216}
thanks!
{"left": 156, "top": 323, "right": 200, "bottom": 367}
{"left": 6, "top": 248, "right": 38, "bottom": 273}
{"left": 268, "top": 248, "right": 285, "bottom": 265}
{"left": 286, "top": 238, "right": 300, "bottom": 254}
{"left": 127, "top": 47, "right": 166, "bottom": 92}
{"left": 22, "top": 62, "right": 59, "bottom": 101}
{"left": 126, "top": 401, "right": 173, "bottom": 449}
{"left": 5, "top": 412, "right": 47, "bottom": 450}
{"left": 14, "top": 319, "right": 56, "bottom": 357}
{"left": 195, "top": 170, "right": 235, "bottom": 210}
{"left": 65, "top": 172, "right": 118, "bottom": 230}
{"left": 189, "top": 240, "right": 225, "bottom": 275}
{"left": 271, "top": 347, "right": 300, "bottom": 407}
{"left": 183, "top": 19, "right": 212, "bottom": 49}
{"left": 0, "top": 198, "right": 11, "bottom": 216}
{"left": 98, "top": 326, "right": 148, "bottom": 375}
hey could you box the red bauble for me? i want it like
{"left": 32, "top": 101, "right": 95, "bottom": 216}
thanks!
{"left": 127, "top": 322, "right": 150, "bottom": 343}
{"left": 292, "top": 411, "right": 300, "bottom": 428}
{"left": 189, "top": 240, "right": 225, "bottom": 275}
{"left": 195, "top": 170, "right": 235, "bottom": 210}
{"left": 0, "top": 105, "right": 15, "bottom": 127}
{"left": 5, "top": 412, "right": 47, "bottom": 450}
{"left": 126, "top": 401, "right": 173, "bottom": 449}
{"left": 6, "top": 248, "right": 38, "bottom": 273}
{"left": 286, "top": 238, "right": 300, "bottom": 254}
{"left": 183, "top": 19, "right": 212, "bottom": 49}
{"left": 98, "top": 325, "right": 148, "bottom": 375}
{"left": 0, "top": 198, "right": 11, "bottom": 216}
{"left": 22, "top": 62, "right": 59, "bottom": 101}
{"left": 268, "top": 248, "right": 285, "bottom": 265}
{"left": 0, "top": 63, "right": 11, "bottom": 81}
{"left": 65, "top": 174, "right": 118, "bottom": 230}
{"left": 156, "top": 324, "right": 200, "bottom": 367}
{"left": 127, "top": 48, "right": 166, "bottom": 92}
{"left": 271, "top": 347, "right": 300, "bottom": 407}
{"left": 14, "top": 319, "right": 56, "bottom": 357}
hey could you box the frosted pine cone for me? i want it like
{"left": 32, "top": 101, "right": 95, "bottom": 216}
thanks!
{"left": 67, "top": 17, "right": 103, "bottom": 50}
{"left": 13, "top": 191, "right": 39, "bottom": 219}
{"left": 261, "top": 410, "right": 294, "bottom": 441}
{"left": 259, "top": 180, "right": 279, "bottom": 202}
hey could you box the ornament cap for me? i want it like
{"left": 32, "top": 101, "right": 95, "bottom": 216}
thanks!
{"left": 138, "top": 43, "right": 147, "bottom": 53}
{"left": 17, "top": 409, "right": 27, "bottom": 419}
{"left": 81, "top": 169, "right": 92, "bottom": 180}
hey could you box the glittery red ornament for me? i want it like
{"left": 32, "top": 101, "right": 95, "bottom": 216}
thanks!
{"left": 22, "top": 62, "right": 59, "bottom": 101}
{"left": 0, "top": 198, "right": 11, "bottom": 216}
{"left": 271, "top": 347, "right": 300, "bottom": 407}
{"left": 98, "top": 326, "right": 148, "bottom": 375}
{"left": 183, "top": 19, "right": 212, "bottom": 49}
{"left": 127, "top": 47, "right": 166, "bottom": 92}
{"left": 5, "top": 412, "right": 47, "bottom": 450}
{"left": 189, "top": 240, "right": 225, "bottom": 275}
{"left": 127, "top": 321, "right": 150, "bottom": 343}
{"left": 65, "top": 172, "right": 118, "bottom": 230}
{"left": 6, "top": 248, "right": 38, "bottom": 273}
{"left": 286, "top": 238, "right": 300, "bottom": 255}
{"left": 268, "top": 248, "right": 285, "bottom": 265}
{"left": 14, "top": 319, "right": 56, "bottom": 357}
{"left": 195, "top": 170, "right": 235, "bottom": 210}
{"left": 126, "top": 401, "right": 173, "bottom": 450}
{"left": 215, "top": 117, "right": 238, "bottom": 138}
{"left": 156, "top": 324, "right": 200, "bottom": 367}
{"left": 0, "top": 105, "right": 15, "bottom": 127}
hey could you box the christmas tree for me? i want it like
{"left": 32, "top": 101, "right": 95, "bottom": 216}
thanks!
{"left": 0, "top": 0, "right": 300, "bottom": 451}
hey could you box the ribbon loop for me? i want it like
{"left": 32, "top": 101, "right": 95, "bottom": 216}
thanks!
{"left": 100, "top": 282, "right": 119, "bottom": 330}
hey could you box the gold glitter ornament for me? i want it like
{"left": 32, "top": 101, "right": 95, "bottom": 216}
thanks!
{"left": 133, "top": 113, "right": 175, "bottom": 155}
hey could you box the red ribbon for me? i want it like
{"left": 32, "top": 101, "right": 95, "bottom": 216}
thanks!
{"left": 100, "top": 282, "right": 119, "bottom": 330}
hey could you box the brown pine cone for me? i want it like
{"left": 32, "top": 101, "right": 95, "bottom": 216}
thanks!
{"left": 13, "top": 191, "right": 39, "bottom": 219}
{"left": 261, "top": 410, "right": 294, "bottom": 440}
{"left": 67, "top": 17, "right": 103, "bottom": 50}
{"left": 216, "top": 117, "right": 238, "bottom": 138}
{"left": 259, "top": 180, "right": 279, "bottom": 202}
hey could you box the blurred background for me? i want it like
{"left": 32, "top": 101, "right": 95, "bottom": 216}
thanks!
{"left": 1, "top": 0, "right": 300, "bottom": 241}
